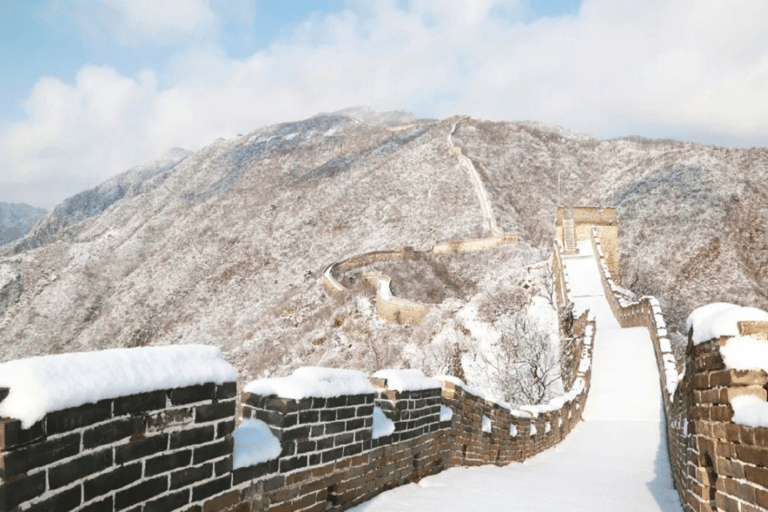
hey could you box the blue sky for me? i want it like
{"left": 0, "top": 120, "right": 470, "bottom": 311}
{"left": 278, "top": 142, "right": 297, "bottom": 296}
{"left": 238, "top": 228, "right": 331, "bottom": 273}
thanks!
{"left": 1, "top": 0, "right": 767, "bottom": 209}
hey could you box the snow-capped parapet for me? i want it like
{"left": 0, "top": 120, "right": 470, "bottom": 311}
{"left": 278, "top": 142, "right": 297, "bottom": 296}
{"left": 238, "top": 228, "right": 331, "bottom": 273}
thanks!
{"left": 372, "top": 369, "right": 440, "bottom": 392}
{"left": 686, "top": 303, "right": 768, "bottom": 345}
{"left": 243, "top": 367, "right": 374, "bottom": 399}
{"left": 0, "top": 344, "right": 237, "bottom": 428}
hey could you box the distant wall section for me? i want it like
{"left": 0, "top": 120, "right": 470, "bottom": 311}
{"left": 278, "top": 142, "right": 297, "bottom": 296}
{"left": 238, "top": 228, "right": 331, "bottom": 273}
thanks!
{"left": 321, "top": 233, "right": 518, "bottom": 325}
{"left": 555, "top": 206, "right": 619, "bottom": 282}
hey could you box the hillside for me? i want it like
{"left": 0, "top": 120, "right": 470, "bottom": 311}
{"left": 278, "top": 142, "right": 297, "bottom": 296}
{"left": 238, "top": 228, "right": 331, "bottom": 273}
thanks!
{"left": 0, "top": 202, "right": 47, "bottom": 246}
{"left": 1, "top": 110, "right": 767, "bottom": 390}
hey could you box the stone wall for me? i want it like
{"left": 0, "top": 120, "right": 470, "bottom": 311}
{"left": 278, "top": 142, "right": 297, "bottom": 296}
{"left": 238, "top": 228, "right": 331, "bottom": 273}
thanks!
{"left": 224, "top": 320, "right": 594, "bottom": 512}
{"left": 0, "top": 313, "right": 594, "bottom": 512}
{"left": 664, "top": 323, "right": 768, "bottom": 512}
{"left": 0, "top": 381, "right": 237, "bottom": 512}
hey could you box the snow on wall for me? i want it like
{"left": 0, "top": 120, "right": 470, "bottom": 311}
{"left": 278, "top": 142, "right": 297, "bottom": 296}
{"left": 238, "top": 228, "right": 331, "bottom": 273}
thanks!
{"left": 686, "top": 303, "right": 768, "bottom": 345}
{"left": 372, "top": 369, "right": 441, "bottom": 392}
{"left": 720, "top": 335, "right": 768, "bottom": 373}
{"left": 0, "top": 344, "right": 237, "bottom": 428}
{"left": 242, "top": 367, "right": 374, "bottom": 399}
{"left": 372, "top": 406, "right": 395, "bottom": 439}
{"left": 232, "top": 419, "right": 282, "bottom": 469}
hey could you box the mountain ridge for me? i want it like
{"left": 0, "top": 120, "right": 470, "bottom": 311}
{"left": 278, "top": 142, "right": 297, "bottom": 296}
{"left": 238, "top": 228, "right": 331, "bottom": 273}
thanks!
{"left": 1, "top": 108, "right": 766, "bottom": 389}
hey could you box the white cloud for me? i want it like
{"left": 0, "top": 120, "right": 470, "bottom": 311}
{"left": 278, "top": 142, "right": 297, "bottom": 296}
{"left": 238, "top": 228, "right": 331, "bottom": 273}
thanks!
{"left": 75, "top": 0, "right": 218, "bottom": 45}
{"left": 4, "top": 0, "right": 768, "bottom": 208}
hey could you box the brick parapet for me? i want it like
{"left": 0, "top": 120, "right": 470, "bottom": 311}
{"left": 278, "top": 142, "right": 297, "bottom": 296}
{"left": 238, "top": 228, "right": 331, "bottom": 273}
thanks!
{"left": 0, "top": 381, "right": 237, "bottom": 512}
{"left": 1, "top": 324, "right": 594, "bottom": 512}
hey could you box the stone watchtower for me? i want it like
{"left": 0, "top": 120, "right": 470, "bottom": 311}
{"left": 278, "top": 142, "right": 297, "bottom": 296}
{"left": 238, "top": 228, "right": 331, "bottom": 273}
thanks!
{"left": 555, "top": 206, "right": 620, "bottom": 283}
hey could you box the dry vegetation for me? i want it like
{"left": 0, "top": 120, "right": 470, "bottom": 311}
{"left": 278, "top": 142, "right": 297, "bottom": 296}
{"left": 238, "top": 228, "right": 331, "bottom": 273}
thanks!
{"left": 2, "top": 109, "right": 767, "bottom": 395}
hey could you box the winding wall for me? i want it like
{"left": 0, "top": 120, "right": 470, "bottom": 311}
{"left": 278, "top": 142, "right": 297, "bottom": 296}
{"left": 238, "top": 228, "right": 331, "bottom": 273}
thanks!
{"left": 591, "top": 226, "right": 768, "bottom": 512}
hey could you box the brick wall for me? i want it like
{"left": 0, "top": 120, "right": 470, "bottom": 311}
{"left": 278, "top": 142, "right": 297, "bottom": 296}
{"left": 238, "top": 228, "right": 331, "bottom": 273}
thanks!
{"left": 220, "top": 332, "right": 594, "bottom": 512}
{"left": 0, "top": 381, "right": 237, "bottom": 512}
{"left": 321, "top": 234, "right": 518, "bottom": 325}
{"left": 1, "top": 311, "right": 593, "bottom": 512}
{"left": 590, "top": 226, "right": 768, "bottom": 512}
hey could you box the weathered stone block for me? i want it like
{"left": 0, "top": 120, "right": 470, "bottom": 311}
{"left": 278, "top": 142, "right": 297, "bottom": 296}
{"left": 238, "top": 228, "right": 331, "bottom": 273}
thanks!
{"left": 217, "top": 419, "right": 235, "bottom": 438}
{"left": 215, "top": 382, "right": 238, "bottom": 401}
{"left": 115, "top": 434, "right": 168, "bottom": 464}
{"left": 115, "top": 476, "right": 169, "bottom": 510}
{"left": 79, "top": 496, "right": 113, "bottom": 512}
{"left": 83, "top": 416, "right": 143, "bottom": 449}
{"left": 144, "top": 489, "right": 191, "bottom": 512}
{"left": 46, "top": 399, "right": 112, "bottom": 435}
{"left": 191, "top": 475, "right": 231, "bottom": 502}
{"left": 84, "top": 462, "right": 142, "bottom": 501}
{"left": 171, "top": 425, "right": 215, "bottom": 449}
{"left": 193, "top": 437, "right": 234, "bottom": 465}
{"left": 170, "top": 383, "right": 216, "bottom": 405}
{"left": 0, "top": 417, "right": 45, "bottom": 450}
{"left": 24, "top": 485, "right": 81, "bottom": 512}
{"left": 114, "top": 391, "right": 167, "bottom": 416}
{"left": 0, "top": 432, "right": 80, "bottom": 479}
{"left": 196, "top": 400, "right": 236, "bottom": 423}
{"left": 215, "top": 455, "right": 233, "bottom": 476}
{"left": 171, "top": 462, "right": 213, "bottom": 489}
{"left": 49, "top": 448, "right": 113, "bottom": 489}
{"left": 0, "top": 470, "right": 46, "bottom": 510}
{"left": 145, "top": 449, "right": 192, "bottom": 476}
{"left": 232, "top": 459, "right": 279, "bottom": 485}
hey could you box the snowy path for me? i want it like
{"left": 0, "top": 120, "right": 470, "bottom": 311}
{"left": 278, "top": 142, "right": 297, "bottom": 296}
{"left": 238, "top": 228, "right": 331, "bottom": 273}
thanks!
{"left": 351, "top": 241, "right": 682, "bottom": 511}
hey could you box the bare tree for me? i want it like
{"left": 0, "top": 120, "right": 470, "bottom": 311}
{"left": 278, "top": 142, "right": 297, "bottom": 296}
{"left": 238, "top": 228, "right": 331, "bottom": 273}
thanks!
{"left": 537, "top": 262, "right": 558, "bottom": 311}
{"left": 467, "top": 310, "right": 562, "bottom": 405}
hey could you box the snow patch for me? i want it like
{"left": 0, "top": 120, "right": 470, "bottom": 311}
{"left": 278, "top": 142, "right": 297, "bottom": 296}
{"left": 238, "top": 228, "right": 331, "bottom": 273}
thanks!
{"left": 482, "top": 415, "right": 491, "bottom": 433}
{"left": 373, "top": 369, "right": 440, "bottom": 392}
{"left": 243, "top": 367, "right": 373, "bottom": 400}
{"left": 720, "top": 336, "right": 768, "bottom": 373}
{"left": 509, "top": 424, "right": 518, "bottom": 436}
{"left": 232, "top": 419, "right": 281, "bottom": 469}
{"left": 440, "top": 405, "right": 453, "bottom": 422}
{"left": 372, "top": 406, "right": 395, "bottom": 439}
{"left": 731, "top": 395, "right": 768, "bottom": 428}
{"left": 0, "top": 345, "right": 237, "bottom": 429}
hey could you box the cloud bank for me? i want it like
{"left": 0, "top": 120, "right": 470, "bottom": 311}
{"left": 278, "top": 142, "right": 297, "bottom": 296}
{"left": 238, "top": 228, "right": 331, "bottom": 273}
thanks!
{"left": 3, "top": 0, "right": 768, "bottom": 208}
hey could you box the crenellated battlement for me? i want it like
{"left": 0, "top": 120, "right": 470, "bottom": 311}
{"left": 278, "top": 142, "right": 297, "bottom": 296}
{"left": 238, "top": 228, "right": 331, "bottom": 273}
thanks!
{"left": 0, "top": 312, "right": 594, "bottom": 512}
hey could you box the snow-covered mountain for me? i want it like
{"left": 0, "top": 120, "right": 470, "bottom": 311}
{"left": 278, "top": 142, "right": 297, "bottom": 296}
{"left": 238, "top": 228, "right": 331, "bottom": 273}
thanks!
{"left": 0, "top": 202, "right": 47, "bottom": 246}
{"left": 1, "top": 108, "right": 766, "bottom": 389}
{"left": 10, "top": 147, "right": 191, "bottom": 253}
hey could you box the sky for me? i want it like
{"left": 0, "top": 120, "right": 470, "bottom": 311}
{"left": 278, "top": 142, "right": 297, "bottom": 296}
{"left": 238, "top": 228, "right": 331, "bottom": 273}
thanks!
{"left": 2, "top": 0, "right": 768, "bottom": 210}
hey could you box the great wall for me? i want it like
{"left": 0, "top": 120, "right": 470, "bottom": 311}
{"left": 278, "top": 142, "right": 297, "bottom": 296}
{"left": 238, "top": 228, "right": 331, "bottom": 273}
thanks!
{"left": 3, "top": 118, "right": 768, "bottom": 511}
{"left": 3, "top": 206, "right": 768, "bottom": 511}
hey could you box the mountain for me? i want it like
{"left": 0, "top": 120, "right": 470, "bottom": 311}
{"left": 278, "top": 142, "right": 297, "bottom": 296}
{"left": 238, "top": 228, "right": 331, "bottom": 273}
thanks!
{"left": 1, "top": 109, "right": 767, "bottom": 388}
{"left": 10, "top": 148, "right": 192, "bottom": 254}
{"left": 0, "top": 202, "right": 47, "bottom": 246}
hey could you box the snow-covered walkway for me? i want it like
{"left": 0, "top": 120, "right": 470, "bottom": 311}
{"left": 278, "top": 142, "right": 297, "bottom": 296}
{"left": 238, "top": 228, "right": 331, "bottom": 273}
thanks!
{"left": 351, "top": 241, "right": 682, "bottom": 511}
